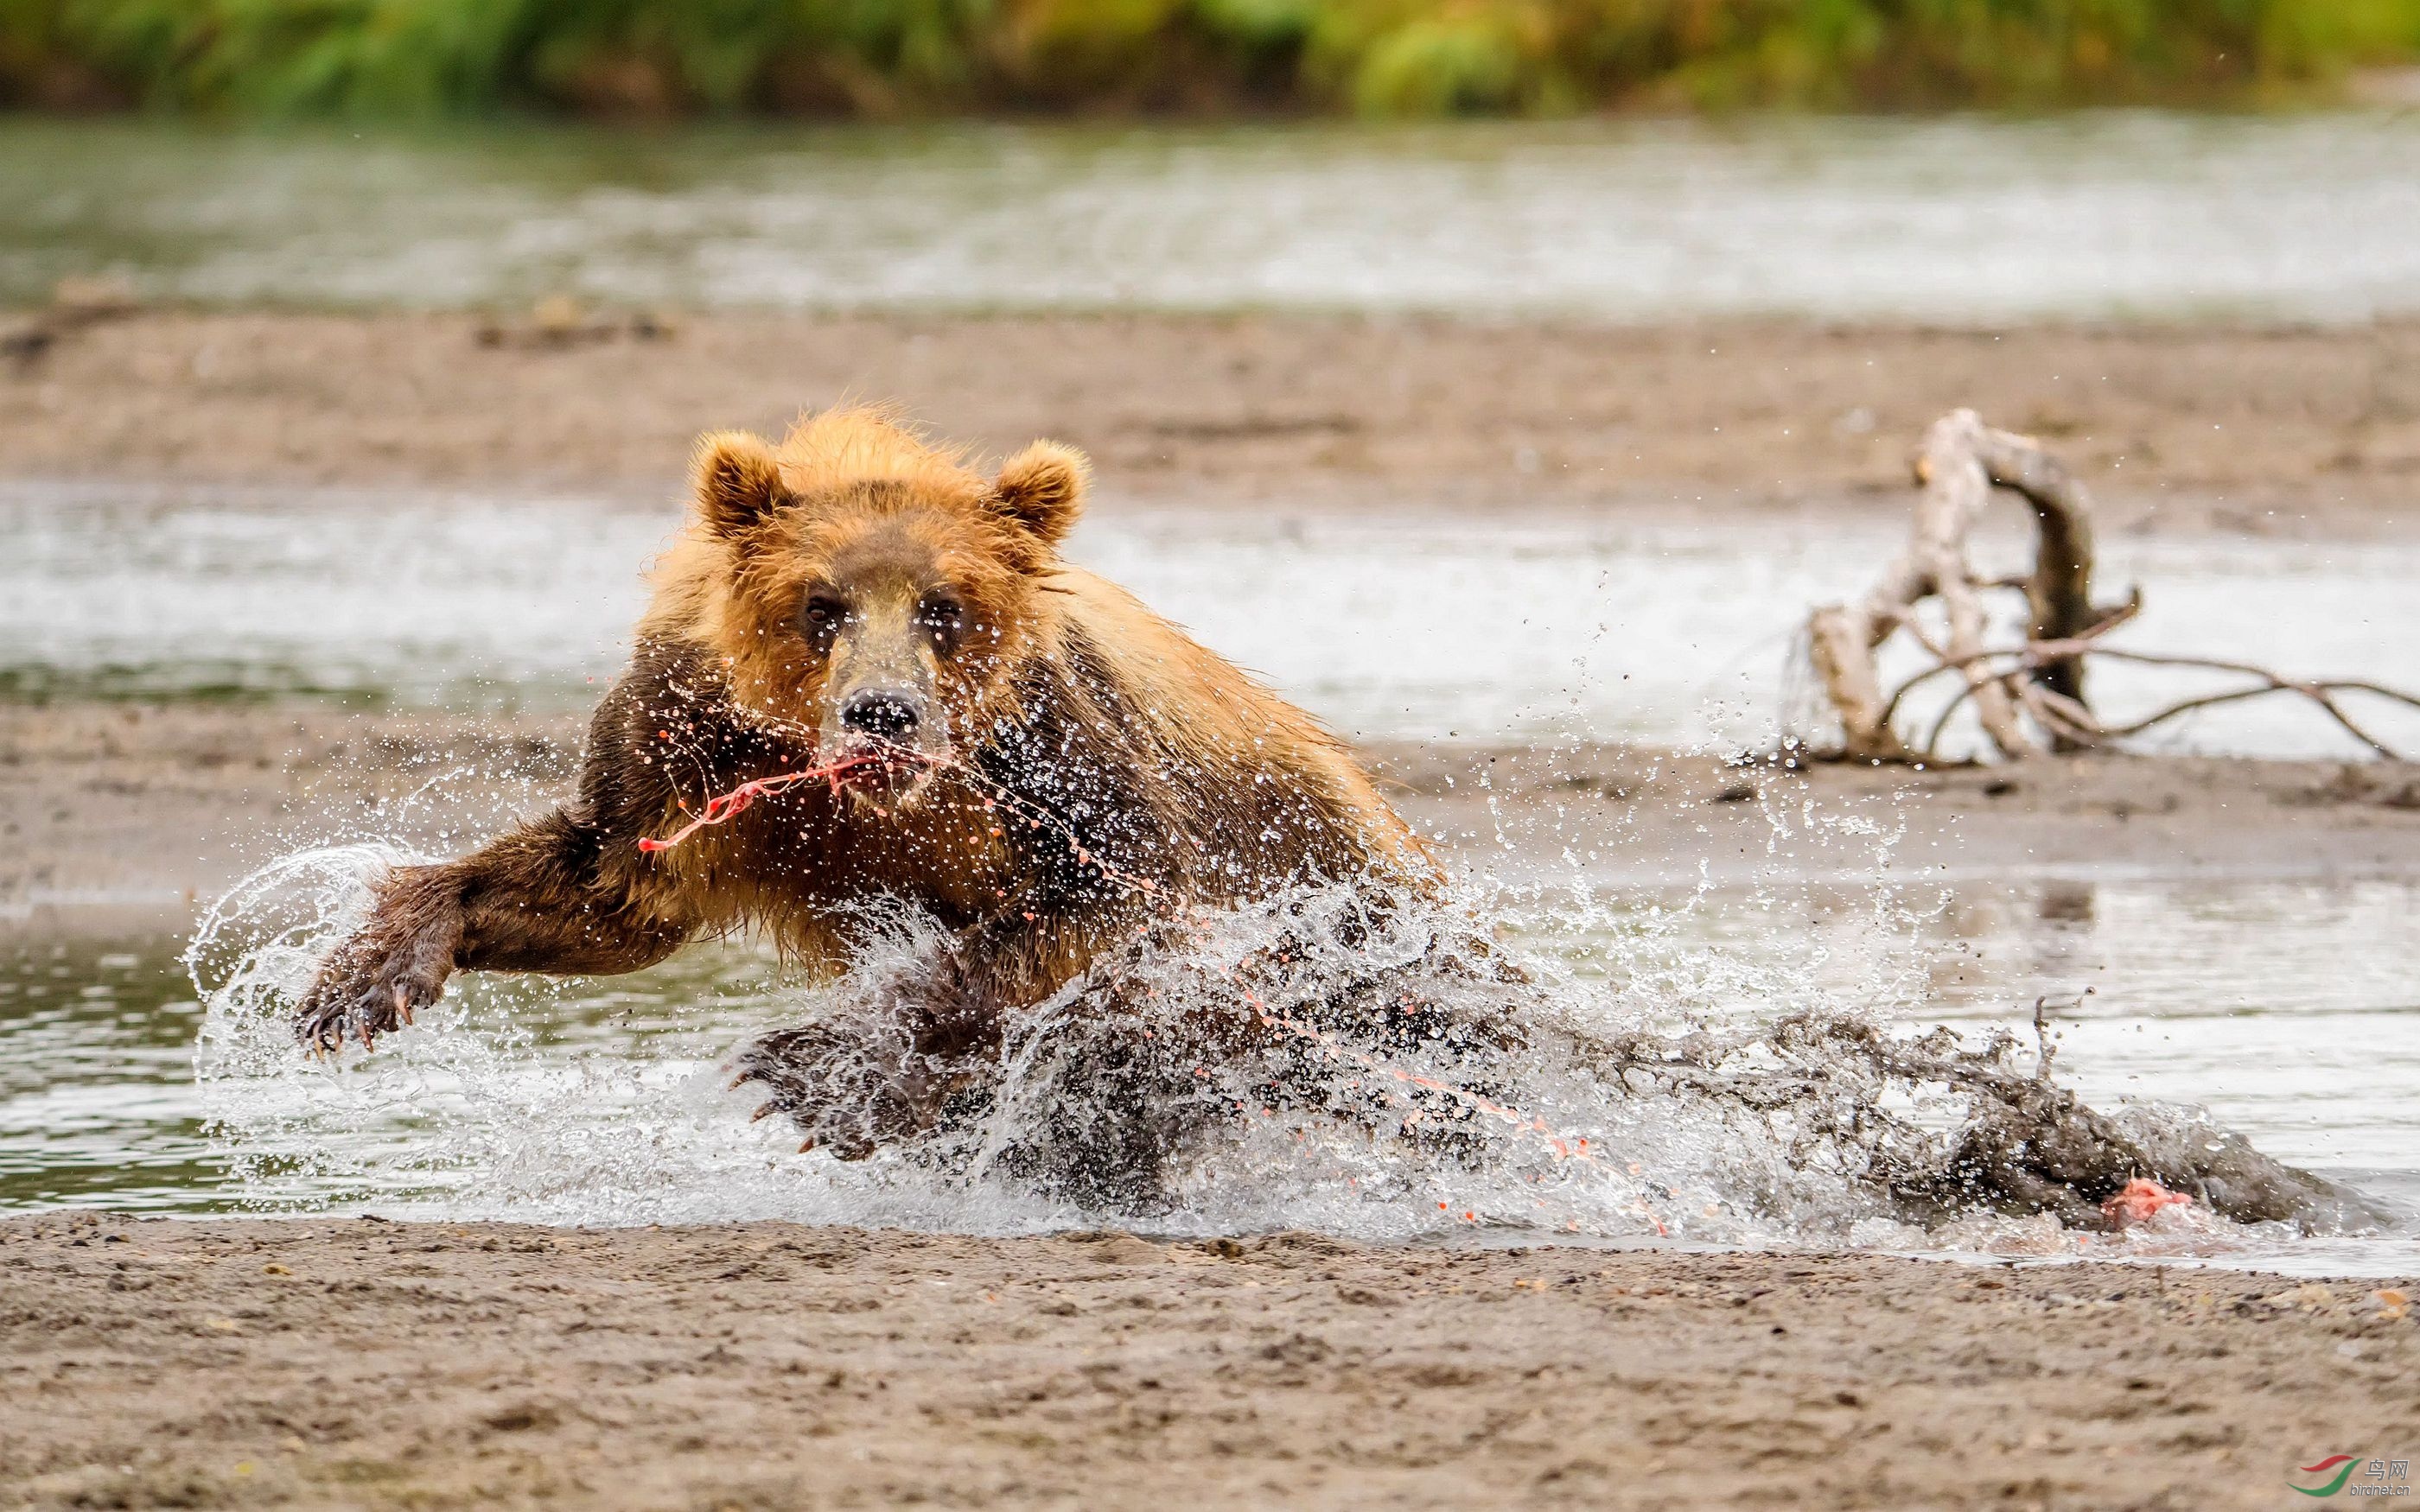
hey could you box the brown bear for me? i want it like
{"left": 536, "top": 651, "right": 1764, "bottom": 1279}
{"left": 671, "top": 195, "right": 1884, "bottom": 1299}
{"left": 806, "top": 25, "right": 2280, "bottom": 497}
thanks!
{"left": 296, "top": 406, "right": 1437, "bottom": 1157}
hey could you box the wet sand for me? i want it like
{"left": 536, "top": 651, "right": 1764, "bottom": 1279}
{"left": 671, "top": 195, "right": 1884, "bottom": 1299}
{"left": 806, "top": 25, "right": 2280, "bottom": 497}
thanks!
{"left": 6, "top": 310, "right": 2420, "bottom": 1507}
{"left": 3, "top": 309, "right": 2418, "bottom": 533}
{"left": 2, "top": 1214, "right": 2414, "bottom": 1510}
{"left": 5, "top": 702, "right": 2417, "bottom": 921}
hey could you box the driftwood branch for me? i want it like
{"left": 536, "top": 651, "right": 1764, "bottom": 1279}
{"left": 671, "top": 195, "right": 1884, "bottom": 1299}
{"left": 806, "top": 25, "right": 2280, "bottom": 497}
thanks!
{"left": 1808, "top": 410, "right": 2105, "bottom": 761}
{"left": 1805, "top": 410, "right": 2419, "bottom": 764}
{"left": 1873, "top": 598, "right": 2140, "bottom": 742}
{"left": 1904, "top": 641, "right": 2420, "bottom": 763}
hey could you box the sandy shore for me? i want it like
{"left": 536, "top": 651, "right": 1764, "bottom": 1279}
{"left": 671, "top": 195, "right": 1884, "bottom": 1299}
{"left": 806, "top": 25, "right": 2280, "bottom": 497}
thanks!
{"left": 3, "top": 1214, "right": 2413, "bottom": 1510}
{"left": 3, "top": 309, "right": 2417, "bottom": 533}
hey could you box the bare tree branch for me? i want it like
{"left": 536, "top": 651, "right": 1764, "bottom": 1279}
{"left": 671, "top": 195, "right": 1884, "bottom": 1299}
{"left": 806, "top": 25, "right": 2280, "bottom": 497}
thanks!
{"left": 1805, "top": 411, "right": 2417, "bottom": 764}
{"left": 1809, "top": 410, "right": 2110, "bottom": 761}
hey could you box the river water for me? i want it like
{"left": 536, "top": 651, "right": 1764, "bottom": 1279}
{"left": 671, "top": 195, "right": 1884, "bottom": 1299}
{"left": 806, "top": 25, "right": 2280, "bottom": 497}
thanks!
{"left": 5, "top": 480, "right": 2416, "bottom": 756}
{"left": 0, "top": 481, "right": 2414, "bottom": 1274}
{"left": 4, "top": 113, "right": 2420, "bottom": 321}
{"left": 7, "top": 871, "right": 2416, "bottom": 1275}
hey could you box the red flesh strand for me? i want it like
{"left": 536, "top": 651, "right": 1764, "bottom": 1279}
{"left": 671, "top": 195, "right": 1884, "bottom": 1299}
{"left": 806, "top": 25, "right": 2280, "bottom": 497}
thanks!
{"left": 634, "top": 753, "right": 901, "bottom": 853}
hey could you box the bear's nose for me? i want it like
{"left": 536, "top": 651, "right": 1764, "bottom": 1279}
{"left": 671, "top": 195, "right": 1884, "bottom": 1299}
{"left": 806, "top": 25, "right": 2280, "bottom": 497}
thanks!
{"left": 840, "top": 689, "right": 922, "bottom": 742}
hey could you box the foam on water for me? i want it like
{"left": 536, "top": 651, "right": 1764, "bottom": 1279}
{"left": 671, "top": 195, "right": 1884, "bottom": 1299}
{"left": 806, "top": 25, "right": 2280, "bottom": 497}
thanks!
{"left": 185, "top": 809, "right": 2414, "bottom": 1270}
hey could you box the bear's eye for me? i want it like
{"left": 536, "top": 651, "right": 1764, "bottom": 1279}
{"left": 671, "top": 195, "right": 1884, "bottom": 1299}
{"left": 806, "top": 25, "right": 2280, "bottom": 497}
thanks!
{"left": 916, "top": 594, "right": 965, "bottom": 641}
{"left": 802, "top": 594, "right": 847, "bottom": 644}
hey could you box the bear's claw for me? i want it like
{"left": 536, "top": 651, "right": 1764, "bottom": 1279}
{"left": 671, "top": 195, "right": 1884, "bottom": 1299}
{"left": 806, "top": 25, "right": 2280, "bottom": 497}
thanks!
{"left": 726, "top": 1021, "right": 946, "bottom": 1162}
{"left": 293, "top": 905, "right": 456, "bottom": 1057}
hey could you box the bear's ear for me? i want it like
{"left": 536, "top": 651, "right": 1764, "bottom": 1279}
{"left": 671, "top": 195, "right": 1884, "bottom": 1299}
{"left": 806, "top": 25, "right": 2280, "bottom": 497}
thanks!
{"left": 691, "top": 430, "right": 789, "bottom": 539}
{"left": 990, "top": 441, "right": 1088, "bottom": 552}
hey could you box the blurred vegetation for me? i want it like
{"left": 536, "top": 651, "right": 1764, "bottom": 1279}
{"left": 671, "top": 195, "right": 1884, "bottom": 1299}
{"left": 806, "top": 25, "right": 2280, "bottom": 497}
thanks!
{"left": 2, "top": 0, "right": 2416, "bottom": 118}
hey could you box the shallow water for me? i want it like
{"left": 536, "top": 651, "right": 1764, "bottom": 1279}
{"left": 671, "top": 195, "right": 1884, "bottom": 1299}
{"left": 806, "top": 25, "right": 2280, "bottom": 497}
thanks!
{"left": 5, "top": 115, "right": 2420, "bottom": 321}
{"left": 4, "top": 867, "right": 2414, "bottom": 1276}
{"left": 5, "top": 479, "right": 2417, "bottom": 759}
{"left": 3, "top": 480, "right": 2413, "bottom": 1272}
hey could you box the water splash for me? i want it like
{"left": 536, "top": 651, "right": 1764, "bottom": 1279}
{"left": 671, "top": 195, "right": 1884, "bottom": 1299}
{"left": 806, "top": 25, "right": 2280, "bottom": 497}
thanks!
{"left": 188, "top": 832, "right": 2394, "bottom": 1258}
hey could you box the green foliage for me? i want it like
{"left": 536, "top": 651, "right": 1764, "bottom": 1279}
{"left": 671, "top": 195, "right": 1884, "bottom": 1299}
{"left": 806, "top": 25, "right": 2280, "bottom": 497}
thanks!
{"left": 1193, "top": 0, "right": 1321, "bottom": 53}
{"left": 3, "top": 0, "right": 2415, "bottom": 116}
{"left": 1304, "top": 0, "right": 1551, "bottom": 115}
{"left": 1352, "top": 18, "right": 1529, "bottom": 113}
{"left": 61, "top": 0, "right": 525, "bottom": 114}
{"left": 1003, "top": 0, "right": 1187, "bottom": 97}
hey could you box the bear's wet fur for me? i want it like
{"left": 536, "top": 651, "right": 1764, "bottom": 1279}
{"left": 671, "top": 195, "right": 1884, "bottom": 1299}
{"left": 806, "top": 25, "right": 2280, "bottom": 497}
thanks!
{"left": 296, "top": 406, "right": 1437, "bottom": 1162}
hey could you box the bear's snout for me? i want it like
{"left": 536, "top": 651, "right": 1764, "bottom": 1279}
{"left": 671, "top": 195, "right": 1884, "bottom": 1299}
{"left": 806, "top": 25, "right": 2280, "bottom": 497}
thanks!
{"left": 824, "top": 678, "right": 949, "bottom": 802}
{"left": 840, "top": 689, "right": 923, "bottom": 743}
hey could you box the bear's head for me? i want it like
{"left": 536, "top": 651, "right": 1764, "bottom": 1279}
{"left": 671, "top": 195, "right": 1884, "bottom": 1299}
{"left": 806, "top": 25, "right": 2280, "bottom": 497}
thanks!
{"left": 664, "top": 407, "right": 1086, "bottom": 804}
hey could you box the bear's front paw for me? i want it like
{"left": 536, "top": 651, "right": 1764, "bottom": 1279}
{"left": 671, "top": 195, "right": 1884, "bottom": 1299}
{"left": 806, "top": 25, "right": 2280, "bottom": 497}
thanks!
{"left": 727, "top": 1022, "right": 946, "bottom": 1160}
{"left": 294, "top": 884, "right": 461, "bottom": 1056}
